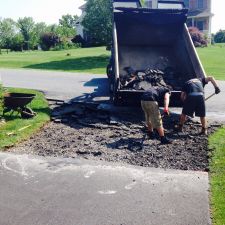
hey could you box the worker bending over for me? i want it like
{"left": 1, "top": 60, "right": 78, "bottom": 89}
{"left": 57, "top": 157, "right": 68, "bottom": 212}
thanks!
{"left": 141, "top": 86, "right": 172, "bottom": 144}
{"left": 175, "top": 76, "right": 221, "bottom": 135}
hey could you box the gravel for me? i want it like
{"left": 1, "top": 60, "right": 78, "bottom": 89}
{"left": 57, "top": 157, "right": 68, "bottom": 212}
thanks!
{"left": 8, "top": 102, "right": 221, "bottom": 171}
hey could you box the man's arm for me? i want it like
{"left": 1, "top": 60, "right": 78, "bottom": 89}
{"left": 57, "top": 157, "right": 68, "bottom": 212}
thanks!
{"left": 205, "top": 76, "right": 221, "bottom": 94}
{"left": 163, "top": 92, "right": 170, "bottom": 115}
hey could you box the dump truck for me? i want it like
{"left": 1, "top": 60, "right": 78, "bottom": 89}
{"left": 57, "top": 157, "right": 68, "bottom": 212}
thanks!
{"left": 107, "top": 0, "right": 207, "bottom": 106}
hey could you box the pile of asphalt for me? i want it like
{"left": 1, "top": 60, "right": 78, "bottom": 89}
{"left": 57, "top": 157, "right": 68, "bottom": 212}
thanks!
{"left": 9, "top": 101, "right": 221, "bottom": 171}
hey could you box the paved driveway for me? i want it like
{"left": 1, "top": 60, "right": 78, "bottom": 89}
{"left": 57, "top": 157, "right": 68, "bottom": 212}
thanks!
{"left": 0, "top": 152, "right": 210, "bottom": 225}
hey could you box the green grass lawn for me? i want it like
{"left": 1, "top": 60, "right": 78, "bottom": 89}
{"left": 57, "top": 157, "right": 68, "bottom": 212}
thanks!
{"left": 197, "top": 44, "right": 225, "bottom": 80}
{"left": 0, "top": 88, "right": 50, "bottom": 149}
{"left": 0, "top": 47, "right": 110, "bottom": 74}
{"left": 209, "top": 127, "right": 225, "bottom": 225}
{"left": 0, "top": 45, "right": 225, "bottom": 80}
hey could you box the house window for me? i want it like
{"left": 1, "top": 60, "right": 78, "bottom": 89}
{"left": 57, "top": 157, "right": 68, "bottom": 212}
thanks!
{"left": 195, "top": 21, "right": 204, "bottom": 31}
{"left": 198, "top": 0, "right": 204, "bottom": 9}
{"left": 183, "top": 0, "right": 189, "bottom": 8}
{"left": 186, "top": 19, "right": 192, "bottom": 27}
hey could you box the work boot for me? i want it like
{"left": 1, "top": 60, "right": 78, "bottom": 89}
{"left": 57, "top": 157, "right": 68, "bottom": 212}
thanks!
{"left": 174, "top": 124, "right": 183, "bottom": 132}
{"left": 160, "top": 136, "right": 172, "bottom": 144}
{"left": 199, "top": 127, "right": 208, "bottom": 135}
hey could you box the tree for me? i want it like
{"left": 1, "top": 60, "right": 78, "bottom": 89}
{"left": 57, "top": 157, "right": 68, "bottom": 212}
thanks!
{"left": 82, "top": 0, "right": 113, "bottom": 46}
{"left": 10, "top": 33, "right": 24, "bottom": 51}
{"left": 0, "top": 18, "right": 17, "bottom": 53}
{"left": 56, "top": 25, "right": 76, "bottom": 38}
{"left": 214, "top": 30, "right": 225, "bottom": 43}
{"left": 58, "top": 14, "right": 78, "bottom": 38}
{"left": 31, "top": 22, "right": 48, "bottom": 49}
{"left": 59, "top": 14, "right": 78, "bottom": 29}
{"left": 17, "top": 17, "right": 35, "bottom": 50}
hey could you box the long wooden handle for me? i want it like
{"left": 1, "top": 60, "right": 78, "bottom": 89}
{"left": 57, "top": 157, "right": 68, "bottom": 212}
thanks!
{"left": 205, "top": 93, "right": 215, "bottom": 101}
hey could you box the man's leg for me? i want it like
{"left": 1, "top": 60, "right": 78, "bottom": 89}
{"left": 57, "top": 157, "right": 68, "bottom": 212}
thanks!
{"left": 196, "top": 96, "right": 207, "bottom": 134}
{"left": 156, "top": 126, "right": 172, "bottom": 144}
{"left": 141, "top": 101, "right": 154, "bottom": 137}
{"left": 156, "top": 126, "right": 164, "bottom": 137}
{"left": 200, "top": 117, "right": 207, "bottom": 128}
{"left": 200, "top": 117, "right": 207, "bottom": 135}
{"left": 146, "top": 120, "right": 153, "bottom": 133}
{"left": 175, "top": 96, "right": 195, "bottom": 132}
{"left": 180, "top": 113, "right": 186, "bottom": 126}
{"left": 174, "top": 113, "right": 186, "bottom": 132}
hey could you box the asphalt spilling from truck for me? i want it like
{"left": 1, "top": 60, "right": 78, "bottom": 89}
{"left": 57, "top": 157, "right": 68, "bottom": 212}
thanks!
{"left": 9, "top": 101, "right": 221, "bottom": 171}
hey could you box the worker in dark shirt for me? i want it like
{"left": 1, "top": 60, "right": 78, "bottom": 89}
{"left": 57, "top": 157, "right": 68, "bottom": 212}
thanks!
{"left": 141, "top": 86, "right": 172, "bottom": 144}
{"left": 175, "top": 76, "right": 221, "bottom": 135}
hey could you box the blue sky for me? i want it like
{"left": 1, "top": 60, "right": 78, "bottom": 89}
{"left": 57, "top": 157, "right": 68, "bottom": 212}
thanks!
{"left": 0, "top": 0, "right": 224, "bottom": 33}
{"left": 0, "top": 0, "right": 85, "bottom": 24}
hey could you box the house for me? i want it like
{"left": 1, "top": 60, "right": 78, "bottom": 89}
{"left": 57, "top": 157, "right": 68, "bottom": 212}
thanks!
{"left": 76, "top": 0, "right": 213, "bottom": 41}
{"left": 185, "top": 0, "right": 213, "bottom": 39}
{"left": 145, "top": 0, "right": 213, "bottom": 39}
{"left": 75, "top": 3, "right": 87, "bottom": 40}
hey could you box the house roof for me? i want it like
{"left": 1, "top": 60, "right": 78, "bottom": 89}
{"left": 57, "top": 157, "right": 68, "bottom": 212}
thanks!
{"left": 79, "top": 3, "right": 86, "bottom": 10}
{"left": 188, "top": 10, "right": 214, "bottom": 18}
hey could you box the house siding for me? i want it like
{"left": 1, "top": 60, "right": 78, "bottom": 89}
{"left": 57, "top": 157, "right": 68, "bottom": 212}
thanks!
{"left": 144, "top": 0, "right": 212, "bottom": 39}
{"left": 189, "top": 0, "right": 208, "bottom": 10}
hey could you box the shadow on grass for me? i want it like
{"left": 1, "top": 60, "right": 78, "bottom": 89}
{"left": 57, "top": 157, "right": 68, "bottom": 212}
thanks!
{"left": 23, "top": 55, "right": 109, "bottom": 72}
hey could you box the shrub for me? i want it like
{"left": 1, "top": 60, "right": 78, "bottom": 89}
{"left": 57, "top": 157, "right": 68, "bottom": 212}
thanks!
{"left": 188, "top": 27, "right": 208, "bottom": 47}
{"left": 71, "top": 35, "right": 86, "bottom": 47}
{"left": 40, "top": 32, "right": 60, "bottom": 51}
{"left": 214, "top": 30, "right": 225, "bottom": 43}
{"left": 50, "top": 41, "right": 80, "bottom": 51}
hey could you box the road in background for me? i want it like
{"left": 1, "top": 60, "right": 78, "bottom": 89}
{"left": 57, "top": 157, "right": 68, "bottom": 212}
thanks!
{"left": 0, "top": 69, "right": 109, "bottom": 102}
{"left": 1, "top": 68, "right": 224, "bottom": 122}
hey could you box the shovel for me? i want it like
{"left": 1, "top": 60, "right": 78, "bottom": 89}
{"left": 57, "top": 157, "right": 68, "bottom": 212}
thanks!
{"left": 205, "top": 93, "right": 215, "bottom": 101}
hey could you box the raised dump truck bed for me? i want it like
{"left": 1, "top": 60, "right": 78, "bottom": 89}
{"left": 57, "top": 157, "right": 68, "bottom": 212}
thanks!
{"left": 107, "top": 0, "right": 206, "bottom": 106}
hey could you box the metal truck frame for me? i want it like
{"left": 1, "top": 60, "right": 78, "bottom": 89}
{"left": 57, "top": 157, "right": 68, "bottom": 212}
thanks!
{"left": 107, "top": 0, "right": 206, "bottom": 106}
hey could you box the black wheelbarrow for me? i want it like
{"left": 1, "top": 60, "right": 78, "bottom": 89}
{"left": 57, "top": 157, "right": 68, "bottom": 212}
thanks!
{"left": 3, "top": 93, "right": 36, "bottom": 118}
